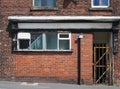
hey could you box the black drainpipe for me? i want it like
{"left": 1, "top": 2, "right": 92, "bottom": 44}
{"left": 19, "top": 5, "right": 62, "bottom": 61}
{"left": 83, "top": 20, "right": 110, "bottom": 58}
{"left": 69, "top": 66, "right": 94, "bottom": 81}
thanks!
{"left": 77, "top": 35, "right": 82, "bottom": 85}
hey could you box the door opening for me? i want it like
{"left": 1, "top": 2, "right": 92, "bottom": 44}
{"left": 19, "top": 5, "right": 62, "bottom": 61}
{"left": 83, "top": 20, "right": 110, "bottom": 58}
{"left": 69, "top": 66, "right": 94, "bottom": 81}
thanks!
{"left": 93, "top": 32, "right": 113, "bottom": 85}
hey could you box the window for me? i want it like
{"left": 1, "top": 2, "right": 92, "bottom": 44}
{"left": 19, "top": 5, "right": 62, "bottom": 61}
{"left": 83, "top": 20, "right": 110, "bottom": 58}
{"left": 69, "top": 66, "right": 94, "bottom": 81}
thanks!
{"left": 34, "top": 0, "right": 56, "bottom": 7}
{"left": 58, "top": 33, "right": 71, "bottom": 50}
{"left": 46, "top": 33, "right": 57, "bottom": 50}
{"left": 31, "top": 33, "right": 43, "bottom": 50}
{"left": 92, "top": 0, "right": 109, "bottom": 8}
{"left": 17, "top": 32, "right": 71, "bottom": 51}
{"left": 17, "top": 32, "right": 31, "bottom": 50}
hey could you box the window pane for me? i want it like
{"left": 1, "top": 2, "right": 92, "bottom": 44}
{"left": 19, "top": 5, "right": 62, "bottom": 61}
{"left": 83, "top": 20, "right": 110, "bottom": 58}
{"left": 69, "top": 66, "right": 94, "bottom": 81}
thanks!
{"left": 102, "top": 0, "right": 108, "bottom": 6}
{"left": 93, "top": 0, "right": 99, "bottom": 6}
{"left": 60, "top": 34, "right": 69, "bottom": 38}
{"left": 41, "top": 0, "right": 47, "bottom": 6}
{"left": 46, "top": 33, "right": 57, "bottom": 50}
{"left": 93, "top": 0, "right": 108, "bottom": 6}
{"left": 34, "top": 0, "right": 41, "bottom": 6}
{"left": 19, "top": 39, "right": 29, "bottom": 49}
{"left": 35, "top": 0, "right": 56, "bottom": 7}
{"left": 47, "top": 0, "right": 56, "bottom": 7}
{"left": 31, "top": 33, "right": 42, "bottom": 49}
{"left": 59, "top": 40, "right": 69, "bottom": 50}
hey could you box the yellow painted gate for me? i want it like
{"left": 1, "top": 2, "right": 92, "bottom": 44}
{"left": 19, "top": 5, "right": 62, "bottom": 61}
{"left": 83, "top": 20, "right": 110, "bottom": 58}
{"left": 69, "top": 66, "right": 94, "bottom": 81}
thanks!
{"left": 93, "top": 44, "right": 113, "bottom": 85}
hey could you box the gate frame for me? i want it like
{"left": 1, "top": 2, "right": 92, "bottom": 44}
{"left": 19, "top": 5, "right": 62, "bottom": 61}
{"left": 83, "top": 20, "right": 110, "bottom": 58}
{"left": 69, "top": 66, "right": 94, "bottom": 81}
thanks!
{"left": 93, "top": 46, "right": 113, "bottom": 85}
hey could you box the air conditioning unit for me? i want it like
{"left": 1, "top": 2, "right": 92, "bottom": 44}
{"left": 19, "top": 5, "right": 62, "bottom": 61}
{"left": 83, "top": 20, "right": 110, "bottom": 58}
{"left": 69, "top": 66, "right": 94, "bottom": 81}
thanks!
{"left": 17, "top": 32, "right": 31, "bottom": 39}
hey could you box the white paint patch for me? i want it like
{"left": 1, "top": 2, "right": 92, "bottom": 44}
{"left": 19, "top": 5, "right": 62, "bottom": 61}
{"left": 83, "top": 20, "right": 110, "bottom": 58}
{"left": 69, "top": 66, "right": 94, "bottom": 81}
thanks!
{"left": 21, "top": 82, "right": 38, "bottom": 86}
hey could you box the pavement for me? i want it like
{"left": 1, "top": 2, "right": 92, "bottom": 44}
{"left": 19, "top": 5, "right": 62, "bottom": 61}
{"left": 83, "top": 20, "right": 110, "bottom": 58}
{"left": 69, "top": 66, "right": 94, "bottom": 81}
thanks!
{"left": 0, "top": 81, "right": 120, "bottom": 89}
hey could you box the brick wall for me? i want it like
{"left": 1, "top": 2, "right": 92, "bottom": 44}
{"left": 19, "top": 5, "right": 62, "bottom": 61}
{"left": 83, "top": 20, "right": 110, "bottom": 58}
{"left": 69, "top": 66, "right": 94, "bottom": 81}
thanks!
{"left": 114, "top": 24, "right": 120, "bottom": 85}
{"left": 114, "top": 0, "right": 120, "bottom": 84}
{"left": 0, "top": 0, "right": 120, "bottom": 85}
{"left": 114, "top": 53, "right": 120, "bottom": 85}
{"left": 14, "top": 33, "right": 93, "bottom": 84}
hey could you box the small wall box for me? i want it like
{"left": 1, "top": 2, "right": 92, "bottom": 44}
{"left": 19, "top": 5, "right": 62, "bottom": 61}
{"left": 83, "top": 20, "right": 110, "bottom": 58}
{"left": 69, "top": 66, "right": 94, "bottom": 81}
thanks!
{"left": 77, "top": 35, "right": 83, "bottom": 39}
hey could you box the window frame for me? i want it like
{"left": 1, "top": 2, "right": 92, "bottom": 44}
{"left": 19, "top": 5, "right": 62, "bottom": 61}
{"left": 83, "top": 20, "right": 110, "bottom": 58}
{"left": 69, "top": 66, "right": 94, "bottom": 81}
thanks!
{"left": 91, "top": 0, "right": 110, "bottom": 8}
{"left": 58, "top": 33, "right": 71, "bottom": 50}
{"left": 16, "top": 32, "right": 71, "bottom": 51}
{"left": 33, "top": 0, "right": 56, "bottom": 8}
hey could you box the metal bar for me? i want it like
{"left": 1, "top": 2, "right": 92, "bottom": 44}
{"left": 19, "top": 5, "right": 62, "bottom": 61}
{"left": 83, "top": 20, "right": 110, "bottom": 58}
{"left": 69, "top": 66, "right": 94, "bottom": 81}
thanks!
{"left": 95, "top": 47, "right": 110, "bottom": 48}
{"left": 101, "top": 44, "right": 105, "bottom": 83}
{"left": 96, "top": 65, "right": 106, "bottom": 67}
{"left": 109, "top": 48, "right": 112, "bottom": 85}
{"left": 98, "top": 47, "right": 100, "bottom": 83}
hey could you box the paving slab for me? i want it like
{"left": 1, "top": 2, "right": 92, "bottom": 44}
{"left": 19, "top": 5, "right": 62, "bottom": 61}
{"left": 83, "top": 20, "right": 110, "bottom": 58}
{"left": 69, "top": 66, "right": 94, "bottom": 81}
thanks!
{"left": 0, "top": 81, "right": 120, "bottom": 89}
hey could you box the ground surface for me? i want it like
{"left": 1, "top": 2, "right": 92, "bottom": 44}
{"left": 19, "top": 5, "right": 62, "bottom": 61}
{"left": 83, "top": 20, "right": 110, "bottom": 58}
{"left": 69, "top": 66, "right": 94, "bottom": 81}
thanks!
{"left": 0, "top": 81, "right": 120, "bottom": 89}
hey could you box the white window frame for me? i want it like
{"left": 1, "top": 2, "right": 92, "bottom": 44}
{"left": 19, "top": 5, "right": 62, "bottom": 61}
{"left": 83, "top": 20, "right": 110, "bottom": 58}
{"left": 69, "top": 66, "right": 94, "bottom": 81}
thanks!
{"left": 16, "top": 32, "right": 71, "bottom": 51}
{"left": 92, "top": 0, "right": 110, "bottom": 8}
{"left": 33, "top": 0, "right": 35, "bottom": 7}
{"left": 58, "top": 33, "right": 71, "bottom": 51}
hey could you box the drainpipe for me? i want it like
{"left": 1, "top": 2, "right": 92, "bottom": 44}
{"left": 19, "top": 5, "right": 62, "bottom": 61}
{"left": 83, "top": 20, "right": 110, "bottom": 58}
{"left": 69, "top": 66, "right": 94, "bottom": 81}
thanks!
{"left": 77, "top": 35, "right": 83, "bottom": 85}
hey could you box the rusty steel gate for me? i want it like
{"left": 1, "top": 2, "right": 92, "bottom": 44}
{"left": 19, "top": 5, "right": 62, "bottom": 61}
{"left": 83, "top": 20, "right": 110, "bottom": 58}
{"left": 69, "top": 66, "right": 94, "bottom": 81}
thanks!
{"left": 93, "top": 44, "right": 113, "bottom": 85}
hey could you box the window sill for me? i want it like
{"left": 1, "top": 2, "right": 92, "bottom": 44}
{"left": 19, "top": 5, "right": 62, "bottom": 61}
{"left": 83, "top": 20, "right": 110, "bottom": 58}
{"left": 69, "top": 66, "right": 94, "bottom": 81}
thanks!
{"left": 31, "top": 7, "right": 59, "bottom": 11}
{"left": 89, "top": 7, "right": 113, "bottom": 11}
{"left": 13, "top": 50, "right": 73, "bottom": 53}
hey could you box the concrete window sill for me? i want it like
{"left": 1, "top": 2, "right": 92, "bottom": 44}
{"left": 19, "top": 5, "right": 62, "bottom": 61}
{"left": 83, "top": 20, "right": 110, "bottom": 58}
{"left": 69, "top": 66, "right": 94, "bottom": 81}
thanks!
{"left": 13, "top": 50, "right": 73, "bottom": 53}
{"left": 31, "top": 7, "right": 59, "bottom": 11}
{"left": 89, "top": 7, "right": 113, "bottom": 11}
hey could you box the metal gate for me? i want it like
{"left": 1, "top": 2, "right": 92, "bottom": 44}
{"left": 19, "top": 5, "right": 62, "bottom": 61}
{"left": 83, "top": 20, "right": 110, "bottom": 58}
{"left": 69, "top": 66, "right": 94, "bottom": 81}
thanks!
{"left": 93, "top": 44, "right": 113, "bottom": 85}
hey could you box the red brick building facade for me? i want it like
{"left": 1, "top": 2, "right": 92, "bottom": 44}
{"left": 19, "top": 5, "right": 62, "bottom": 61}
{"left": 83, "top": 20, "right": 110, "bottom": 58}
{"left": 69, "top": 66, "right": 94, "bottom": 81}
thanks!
{"left": 0, "top": 0, "right": 120, "bottom": 85}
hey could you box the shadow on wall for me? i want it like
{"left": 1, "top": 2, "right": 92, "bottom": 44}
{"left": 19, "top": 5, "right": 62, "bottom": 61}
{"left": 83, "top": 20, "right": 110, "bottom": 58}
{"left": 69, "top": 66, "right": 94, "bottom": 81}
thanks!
{"left": 0, "top": 49, "right": 14, "bottom": 79}
{"left": 63, "top": 0, "right": 77, "bottom": 8}
{"left": 0, "top": 49, "right": 6, "bottom": 78}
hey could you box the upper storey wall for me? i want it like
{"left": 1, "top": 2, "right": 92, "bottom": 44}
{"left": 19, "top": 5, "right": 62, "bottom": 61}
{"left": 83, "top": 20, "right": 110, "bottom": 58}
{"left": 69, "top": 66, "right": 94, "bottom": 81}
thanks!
{"left": 0, "top": 0, "right": 120, "bottom": 16}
